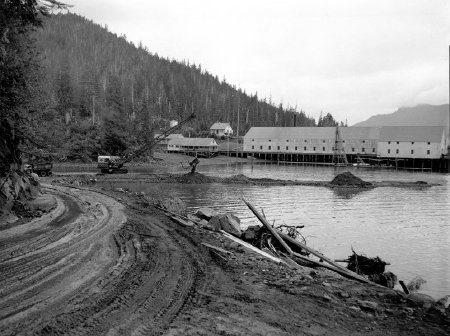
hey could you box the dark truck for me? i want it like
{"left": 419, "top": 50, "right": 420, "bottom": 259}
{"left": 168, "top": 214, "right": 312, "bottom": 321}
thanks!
{"left": 23, "top": 152, "right": 53, "bottom": 176}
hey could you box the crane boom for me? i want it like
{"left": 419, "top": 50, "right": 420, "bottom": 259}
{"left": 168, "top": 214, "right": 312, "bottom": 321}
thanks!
{"left": 98, "top": 113, "right": 196, "bottom": 173}
{"left": 119, "top": 113, "right": 196, "bottom": 167}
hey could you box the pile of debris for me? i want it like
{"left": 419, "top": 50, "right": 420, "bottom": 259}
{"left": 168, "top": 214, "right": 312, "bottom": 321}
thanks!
{"left": 339, "top": 250, "right": 397, "bottom": 289}
{"left": 330, "top": 171, "right": 372, "bottom": 188}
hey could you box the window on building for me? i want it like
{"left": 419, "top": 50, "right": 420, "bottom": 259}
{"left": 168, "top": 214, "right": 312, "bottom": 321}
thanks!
{"left": 252, "top": 145, "right": 254, "bottom": 150}
{"left": 260, "top": 146, "right": 262, "bottom": 150}
{"left": 313, "top": 147, "right": 316, "bottom": 151}
{"left": 268, "top": 146, "right": 271, "bottom": 150}
{"left": 388, "top": 141, "right": 391, "bottom": 144}
{"left": 388, "top": 149, "right": 391, "bottom": 154}
{"left": 286, "top": 139, "right": 289, "bottom": 142}
{"left": 396, "top": 149, "right": 399, "bottom": 154}
{"left": 277, "top": 146, "right": 280, "bottom": 150}
{"left": 352, "top": 148, "right": 355, "bottom": 152}
{"left": 252, "top": 139, "right": 254, "bottom": 142}
{"left": 295, "top": 146, "right": 298, "bottom": 150}
{"left": 362, "top": 140, "right": 365, "bottom": 143}
{"left": 323, "top": 140, "right": 326, "bottom": 143}
{"left": 286, "top": 146, "right": 289, "bottom": 150}
{"left": 362, "top": 148, "right": 365, "bottom": 152}
{"left": 396, "top": 141, "right": 399, "bottom": 144}
{"left": 304, "top": 140, "right": 307, "bottom": 142}
{"left": 427, "top": 142, "right": 431, "bottom": 145}
{"left": 269, "top": 139, "right": 272, "bottom": 142}
{"left": 427, "top": 150, "right": 430, "bottom": 155}
{"left": 323, "top": 147, "right": 325, "bottom": 151}
{"left": 372, "top": 148, "right": 375, "bottom": 153}
{"left": 411, "top": 150, "right": 414, "bottom": 154}
{"left": 411, "top": 142, "right": 414, "bottom": 145}
{"left": 304, "top": 146, "right": 307, "bottom": 151}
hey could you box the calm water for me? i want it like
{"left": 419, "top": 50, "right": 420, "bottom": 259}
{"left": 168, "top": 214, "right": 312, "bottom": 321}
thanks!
{"left": 111, "top": 163, "right": 450, "bottom": 299}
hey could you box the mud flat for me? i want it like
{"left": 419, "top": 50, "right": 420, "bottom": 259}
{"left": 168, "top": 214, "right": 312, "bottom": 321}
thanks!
{"left": 87, "top": 170, "right": 438, "bottom": 190}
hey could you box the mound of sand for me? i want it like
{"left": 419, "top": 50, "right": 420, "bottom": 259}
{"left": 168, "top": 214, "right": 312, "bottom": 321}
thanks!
{"left": 330, "top": 171, "right": 372, "bottom": 187}
{"left": 176, "top": 172, "right": 214, "bottom": 184}
{"left": 223, "top": 174, "right": 252, "bottom": 184}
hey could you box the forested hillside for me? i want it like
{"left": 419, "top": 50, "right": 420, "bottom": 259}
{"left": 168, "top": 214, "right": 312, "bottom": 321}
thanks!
{"left": 31, "top": 13, "right": 338, "bottom": 161}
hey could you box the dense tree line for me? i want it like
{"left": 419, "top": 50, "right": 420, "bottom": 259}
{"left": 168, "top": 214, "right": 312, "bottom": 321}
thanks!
{"left": 2, "top": 10, "right": 342, "bottom": 165}
{"left": 0, "top": 0, "right": 66, "bottom": 173}
{"left": 30, "top": 13, "right": 341, "bottom": 161}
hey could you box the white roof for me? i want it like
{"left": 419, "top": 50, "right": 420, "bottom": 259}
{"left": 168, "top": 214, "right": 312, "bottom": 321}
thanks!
{"left": 210, "top": 122, "right": 231, "bottom": 130}
{"left": 168, "top": 138, "right": 218, "bottom": 146}
{"left": 244, "top": 127, "right": 380, "bottom": 140}
{"left": 379, "top": 126, "right": 446, "bottom": 142}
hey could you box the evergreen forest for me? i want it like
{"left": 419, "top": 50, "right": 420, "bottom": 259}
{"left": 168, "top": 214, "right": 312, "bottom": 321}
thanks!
{"left": 5, "top": 11, "right": 343, "bottom": 163}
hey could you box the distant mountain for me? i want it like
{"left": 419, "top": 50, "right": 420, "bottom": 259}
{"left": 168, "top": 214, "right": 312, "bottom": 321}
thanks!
{"left": 353, "top": 104, "right": 449, "bottom": 127}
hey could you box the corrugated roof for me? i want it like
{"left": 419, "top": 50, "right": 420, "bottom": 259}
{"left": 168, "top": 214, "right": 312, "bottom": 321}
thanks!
{"left": 379, "top": 126, "right": 446, "bottom": 142}
{"left": 210, "top": 122, "right": 231, "bottom": 130}
{"left": 341, "top": 127, "right": 380, "bottom": 139}
{"left": 244, "top": 127, "right": 336, "bottom": 139}
{"left": 244, "top": 127, "right": 381, "bottom": 140}
{"left": 168, "top": 138, "right": 218, "bottom": 146}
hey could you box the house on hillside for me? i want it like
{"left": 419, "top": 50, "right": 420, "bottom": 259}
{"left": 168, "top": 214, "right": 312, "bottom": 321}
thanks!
{"left": 210, "top": 122, "right": 233, "bottom": 137}
{"left": 378, "top": 126, "right": 448, "bottom": 159}
{"left": 167, "top": 138, "right": 218, "bottom": 156}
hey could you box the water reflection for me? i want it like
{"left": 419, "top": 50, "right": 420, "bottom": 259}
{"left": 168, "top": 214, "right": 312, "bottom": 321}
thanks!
{"left": 331, "top": 187, "right": 369, "bottom": 199}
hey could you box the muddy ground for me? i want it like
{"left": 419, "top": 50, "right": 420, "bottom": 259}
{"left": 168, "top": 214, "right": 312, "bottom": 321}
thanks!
{"left": 0, "top": 171, "right": 449, "bottom": 335}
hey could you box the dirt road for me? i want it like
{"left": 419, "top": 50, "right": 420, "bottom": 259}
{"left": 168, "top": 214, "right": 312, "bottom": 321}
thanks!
{"left": 1, "top": 183, "right": 449, "bottom": 335}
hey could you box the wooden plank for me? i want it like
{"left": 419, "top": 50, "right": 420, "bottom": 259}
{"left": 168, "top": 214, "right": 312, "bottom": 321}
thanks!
{"left": 201, "top": 242, "right": 232, "bottom": 255}
{"left": 168, "top": 214, "right": 194, "bottom": 227}
{"left": 243, "top": 199, "right": 294, "bottom": 256}
{"left": 220, "top": 230, "right": 283, "bottom": 264}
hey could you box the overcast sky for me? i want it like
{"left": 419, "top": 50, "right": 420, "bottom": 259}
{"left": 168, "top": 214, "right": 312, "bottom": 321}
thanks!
{"left": 67, "top": 0, "right": 450, "bottom": 125}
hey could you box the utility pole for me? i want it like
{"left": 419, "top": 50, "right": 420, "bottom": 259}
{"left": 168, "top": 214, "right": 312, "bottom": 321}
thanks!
{"left": 236, "top": 93, "right": 240, "bottom": 160}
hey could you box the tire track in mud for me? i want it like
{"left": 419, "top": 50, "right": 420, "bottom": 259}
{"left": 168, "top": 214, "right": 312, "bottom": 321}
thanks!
{"left": 0, "top": 186, "right": 217, "bottom": 336}
{"left": 0, "top": 185, "right": 125, "bottom": 335}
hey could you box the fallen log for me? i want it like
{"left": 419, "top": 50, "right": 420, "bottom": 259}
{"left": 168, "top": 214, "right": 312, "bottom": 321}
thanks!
{"left": 167, "top": 214, "right": 194, "bottom": 227}
{"left": 279, "top": 231, "right": 372, "bottom": 284}
{"left": 243, "top": 199, "right": 294, "bottom": 256}
{"left": 220, "top": 230, "right": 283, "bottom": 264}
{"left": 201, "top": 242, "right": 232, "bottom": 255}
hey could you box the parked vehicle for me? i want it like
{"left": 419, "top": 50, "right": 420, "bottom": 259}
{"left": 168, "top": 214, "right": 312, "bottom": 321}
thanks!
{"left": 98, "top": 113, "right": 196, "bottom": 174}
{"left": 22, "top": 152, "right": 53, "bottom": 176}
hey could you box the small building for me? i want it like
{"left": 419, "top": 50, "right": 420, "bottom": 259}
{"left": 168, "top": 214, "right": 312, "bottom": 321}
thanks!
{"left": 154, "top": 133, "right": 184, "bottom": 147}
{"left": 167, "top": 138, "right": 219, "bottom": 156}
{"left": 210, "top": 122, "right": 233, "bottom": 137}
{"left": 378, "top": 126, "right": 448, "bottom": 159}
